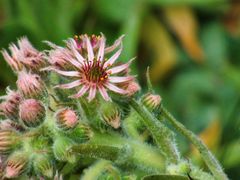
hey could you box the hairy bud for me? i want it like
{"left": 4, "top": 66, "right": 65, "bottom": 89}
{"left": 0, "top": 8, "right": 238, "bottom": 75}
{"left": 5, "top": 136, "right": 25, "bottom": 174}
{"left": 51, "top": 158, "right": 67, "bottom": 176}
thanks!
{"left": 53, "top": 137, "right": 76, "bottom": 163}
{"left": 5, "top": 151, "right": 29, "bottom": 178}
{"left": 69, "top": 124, "right": 93, "bottom": 143}
{"left": 142, "top": 93, "right": 162, "bottom": 110}
{"left": 33, "top": 154, "right": 53, "bottom": 178}
{"left": 55, "top": 108, "right": 79, "bottom": 131}
{"left": 125, "top": 81, "right": 140, "bottom": 97}
{"left": 17, "top": 71, "right": 46, "bottom": 99}
{"left": 100, "top": 102, "right": 121, "bottom": 129}
{"left": 19, "top": 99, "right": 45, "bottom": 127}
{"left": 0, "top": 89, "right": 22, "bottom": 121}
{"left": 0, "top": 120, "right": 24, "bottom": 132}
{"left": 0, "top": 130, "right": 19, "bottom": 154}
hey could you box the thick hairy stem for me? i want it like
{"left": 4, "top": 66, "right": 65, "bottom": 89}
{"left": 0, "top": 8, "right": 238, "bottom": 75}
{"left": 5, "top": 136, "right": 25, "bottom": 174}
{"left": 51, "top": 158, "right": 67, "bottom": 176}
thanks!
{"left": 130, "top": 99, "right": 180, "bottom": 164}
{"left": 161, "top": 106, "right": 228, "bottom": 180}
{"left": 86, "top": 132, "right": 164, "bottom": 173}
{"left": 71, "top": 144, "right": 121, "bottom": 161}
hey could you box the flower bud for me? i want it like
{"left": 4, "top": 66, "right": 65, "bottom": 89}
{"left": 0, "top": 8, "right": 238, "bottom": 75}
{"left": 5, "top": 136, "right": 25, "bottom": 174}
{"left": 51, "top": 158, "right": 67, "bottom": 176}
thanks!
{"left": 55, "top": 108, "right": 79, "bottom": 131}
{"left": 5, "top": 151, "right": 29, "bottom": 178}
{"left": 53, "top": 137, "right": 76, "bottom": 163}
{"left": 0, "top": 120, "right": 24, "bottom": 132}
{"left": 142, "top": 93, "right": 162, "bottom": 110}
{"left": 100, "top": 102, "right": 121, "bottom": 129}
{"left": 125, "top": 81, "right": 140, "bottom": 97}
{"left": 33, "top": 154, "right": 53, "bottom": 178}
{"left": 19, "top": 99, "right": 46, "bottom": 127}
{"left": 0, "top": 130, "right": 20, "bottom": 154}
{"left": 17, "top": 71, "right": 46, "bottom": 99}
{"left": 69, "top": 124, "right": 93, "bottom": 143}
{"left": 0, "top": 89, "right": 22, "bottom": 121}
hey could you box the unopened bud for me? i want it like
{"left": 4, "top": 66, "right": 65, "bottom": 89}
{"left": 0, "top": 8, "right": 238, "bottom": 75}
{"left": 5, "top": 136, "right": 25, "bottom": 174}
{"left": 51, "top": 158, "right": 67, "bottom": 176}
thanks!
{"left": 0, "top": 89, "right": 22, "bottom": 121}
{"left": 55, "top": 108, "right": 78, "bottom": 131}
{"left": 19, "top": 99, "right": 46, "bottom": 127}
{"left": 100, "top": 102, "right": 121, "bottom": 129}
{"left": 33, "top": 154, "right": 53, "bottom": 178}
{"left": 69, "top": 124, "right": 93, "bottom": 143}
{"left": 53, "top": 137, "right": 76, "bottom": 163}
{"left": 17, "top": 71, "right": 46, "bottom": 99}
{"left": 5, "top": 151, "right": 29, "bottom": 178}
{"left": 0, "top": 130, "right": 20, "bottom": 154}
{"left": 0, "top": 120, "right": 24, "bottom": 132}
{"left": 125, "top": 81, "right": 140, "bottom": 97}
{"left": 142, "top": 93, "right": 162, "bottom": 110}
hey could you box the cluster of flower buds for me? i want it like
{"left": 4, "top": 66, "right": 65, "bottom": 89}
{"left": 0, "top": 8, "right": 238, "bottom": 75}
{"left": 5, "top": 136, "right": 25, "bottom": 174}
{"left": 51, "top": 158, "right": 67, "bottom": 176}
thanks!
{"left": 0, "top": 34, "right": 141, "bottom": 178}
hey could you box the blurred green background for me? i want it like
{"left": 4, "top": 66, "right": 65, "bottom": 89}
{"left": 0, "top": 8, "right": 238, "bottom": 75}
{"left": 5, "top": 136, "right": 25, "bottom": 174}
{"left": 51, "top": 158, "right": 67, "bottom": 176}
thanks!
{"left": 0, "top": 0, "right": 240, "bottom": 178}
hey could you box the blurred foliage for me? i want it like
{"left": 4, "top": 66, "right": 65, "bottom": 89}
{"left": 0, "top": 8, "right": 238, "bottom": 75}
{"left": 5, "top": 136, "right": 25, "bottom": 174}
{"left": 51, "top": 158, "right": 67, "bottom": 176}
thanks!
{"left": 0, "top": 0, "right": 240, "bottom": 179}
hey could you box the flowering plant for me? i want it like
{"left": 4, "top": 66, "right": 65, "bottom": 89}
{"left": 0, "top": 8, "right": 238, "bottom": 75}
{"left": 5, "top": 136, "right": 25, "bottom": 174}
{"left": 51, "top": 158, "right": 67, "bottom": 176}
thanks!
{"left": 0, "top": 35, "right": 228, "bottom": 179}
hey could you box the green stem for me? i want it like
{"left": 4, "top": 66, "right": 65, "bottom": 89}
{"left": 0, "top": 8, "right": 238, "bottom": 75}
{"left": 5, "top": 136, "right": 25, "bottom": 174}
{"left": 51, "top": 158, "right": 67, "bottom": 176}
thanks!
{"left": 130, "top": 99, "right": 180, "bottom": 164}
{"left": 89, "top": 132, "right": 164, "bottom": 173}
{"left": 161, "top": 106, "right": 228, "bottom": 180}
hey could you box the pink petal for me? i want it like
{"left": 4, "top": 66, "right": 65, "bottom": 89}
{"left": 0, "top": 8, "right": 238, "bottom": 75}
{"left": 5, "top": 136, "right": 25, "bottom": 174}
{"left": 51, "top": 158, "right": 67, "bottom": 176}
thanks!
{"left": 105, "top": 83, "right": 127, "bottom": 94}
{"left": 68, "top": 58, "right": 82, "bottom": 69}
{"left": 103, "top": 44, "right": 122, "bottom": 69}
{"left": 97, "top": 36, "right": 106, "bottom": 62}
{"left": 98, "top": 86, "right": 111, "bottom": 101}
{"left": 87, "top": 85, "right": 97, "bottom": 101}
{"left": 70, "top": 85, "right": 89, "bottom": 98}
{"left": 85, "top": 36, "right": 94, "bottom": 61}
{"left": 42, "top": 67, "right": 80, "bottom": 77}
{"left": 107, "top": 58, "right": 134, "bottom": 74}
{"left": 1, "top": 50, "right": 19, "bottom": 70}
{"left": 108, "top": 76, "right": 133, "bottom": 83}
{"left": 54, "top": 80, "right": 82, "bottom": 89}
{"left": 43, "top": 41, "right": 61, "bottom": 49}
{"left": 68, "top": 39, "right": 85, "bottom": 64}
{"left": 105, "top": 35, "right": 124, "bottom": 54}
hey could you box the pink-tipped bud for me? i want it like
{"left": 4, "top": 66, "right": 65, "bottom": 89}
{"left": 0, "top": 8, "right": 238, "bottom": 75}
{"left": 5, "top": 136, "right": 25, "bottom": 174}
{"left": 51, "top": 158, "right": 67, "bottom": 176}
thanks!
{"left": 55, "top": 108, "right": 79, "bottom": 130}
{"left": 142, "top": 93, "right": 162, "bottom": 110}
{"left": 5, "top": 151, "right": 28, "bottom": 178}
{"left": 0, "top": 120, "right": 24, "bottom": 132}
{"left": 125, "top": 81, "right": 141, "bottom": 97}
{"left": 48, "top": 47, "right": 73, "bottom": 70}
{"left": 0, "top": 89, "right": 22, "bottom": 121}
{"left": 19, "top": 99, "right": 45, "bottom": 127}
{"left": 17, "top": 37, "right": 46, "bottom": 72}
{"left": 0, "top": 130, "right": 19, "bottom": 154}
{"left": 17, "top": 71, "right": 46, "bottom": 99}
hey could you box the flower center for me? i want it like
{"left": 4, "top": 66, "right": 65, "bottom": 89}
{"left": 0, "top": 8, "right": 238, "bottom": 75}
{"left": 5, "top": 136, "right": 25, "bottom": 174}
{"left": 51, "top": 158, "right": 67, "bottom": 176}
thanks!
{"left": 81, "top": 60, "right": 109, "bottom": 83}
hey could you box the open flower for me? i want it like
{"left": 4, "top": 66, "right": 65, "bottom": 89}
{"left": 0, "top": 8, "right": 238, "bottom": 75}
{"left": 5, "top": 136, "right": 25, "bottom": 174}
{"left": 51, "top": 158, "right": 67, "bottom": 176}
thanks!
{"left": 44, "top": 34, "right": 134, "bottom": 101}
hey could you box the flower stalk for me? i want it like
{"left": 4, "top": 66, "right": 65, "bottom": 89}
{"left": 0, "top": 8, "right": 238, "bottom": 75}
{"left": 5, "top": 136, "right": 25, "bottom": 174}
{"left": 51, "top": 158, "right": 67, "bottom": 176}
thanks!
{"left": 161, "top": 106, "right": 228, "bottom": 180}
{"left": 129, "top": 99, "right": 180, "bottom": 164}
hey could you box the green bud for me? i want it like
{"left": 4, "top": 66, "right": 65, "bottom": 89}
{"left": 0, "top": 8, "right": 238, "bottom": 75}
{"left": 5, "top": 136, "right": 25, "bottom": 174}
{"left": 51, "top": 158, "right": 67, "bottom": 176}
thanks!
{"left": 100, "top": 102, "right": 121, "bottom": 129}
{"left": 33, "top": 154, "right": 53, "bottom": 178}
{"left": 68, "top": 124, "right": 93, "bottom": 143}
{"left": 53, "top": 136, "right": 76, "bottom": 163}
